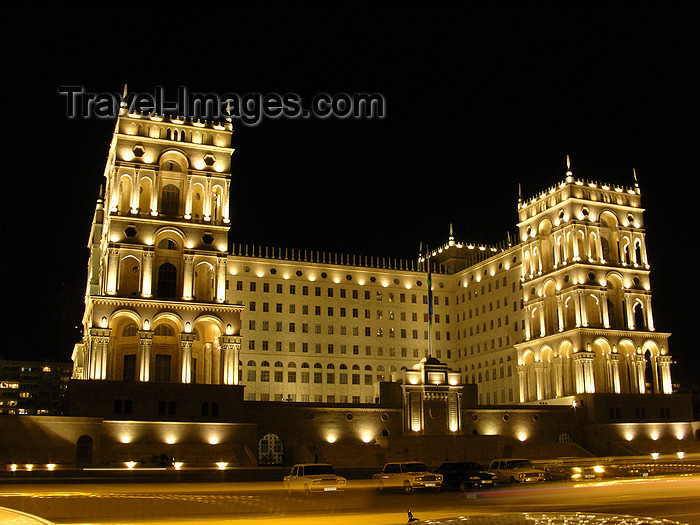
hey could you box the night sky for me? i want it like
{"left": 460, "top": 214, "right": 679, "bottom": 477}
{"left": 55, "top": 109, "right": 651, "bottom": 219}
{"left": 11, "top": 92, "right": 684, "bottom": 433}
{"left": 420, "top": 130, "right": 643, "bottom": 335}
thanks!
{"left": 3, "top": 4, "right": 698, "bottom": 382}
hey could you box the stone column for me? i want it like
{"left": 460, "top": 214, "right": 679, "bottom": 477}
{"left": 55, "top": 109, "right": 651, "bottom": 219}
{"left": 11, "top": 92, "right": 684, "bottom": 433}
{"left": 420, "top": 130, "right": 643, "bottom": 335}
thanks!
{"left": 657, "top": 355, "right": 673, "bottom": 394}
{"left": 625, "top": 294, "right": 635, "bottom": 329}
{"left": 552, "top": 358, "right": 563, "bottom": 398}
{"left": 88, "top": 328, "right": 111, "bottom": 380}
{"left": 572, "top": 354, "right": 585, "bottom": 394}
{"left": 223, "top": 179, "right": 231, "bottom": 223}
{"left": 538, "top": 304, "right": 546, "bottom": 337}
{"left": 581, "top": 352, "right": 595, "bottom": 393}
{"left": 142, "top": 248, "right": 154, "bottom": 297}
{"left": 651, "top": 356, "right": 660, "bottom": 393}
{"left": 183, "top": 252, "right": 194, "bottom": 300}
{"left": 578, "top": 291, "right": 588, "bottom": 327}
{"left": 518, "top": 366, "right": 527, "bottom": 403}
{"left": 204, "top": 343, "right": 213, "bottom": 384}
{"left": 644, "top": 296, "right": 655, "bottom": 331}
{"left": 557, "top": 296, "right": 564, "bottom": 332}
{"left": 130, "top": 169, "right": 140, "bottom": 213}
{"left": 524, "top": 306, "right": 532, "bottom": 340}
{"left": 180, "top": 332, "right": 196, "bottom": 383}
{"left": 204, "top": 177, "right": 212, "bottom": 221}
{"left": 138, "top": 330, "right": 153, "bottom": 382}
{"left": 600, "top": 290, "right": 610, "bottom": 328}
{"left": 220, "top": 335, "right": 241, "bottom": 385}
{"left": 216, "top": 254, "right": 227, "bottom": 303}
{"left": 150, "top": 168, "right": 159, "bottom": 215}
{"left": 573, "top": 291, "right": 582, "bottom": 327}
{"left": 106, "top": 246, "right": 119, "bottom": 295}
{"left": 184, "top": 174, "right": 193, "bottom": 219}
{"left": 609, "top": 352, "right": 621, "bottom": 393}
{"left": 534, "top": 361, "right": 544, "bottom": 400}
{"left": 633, "top": 352, "right": 646, "bottom": 393}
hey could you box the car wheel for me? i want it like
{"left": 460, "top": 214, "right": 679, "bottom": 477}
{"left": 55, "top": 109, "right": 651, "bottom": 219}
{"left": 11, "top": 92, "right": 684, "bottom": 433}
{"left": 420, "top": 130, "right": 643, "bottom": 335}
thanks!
{"left": 459, "top": 481, "right": 469, "bottom": 492}
{"left": 304, "top": 484, "right": 312, "bottom": 497}
{"left": 403, "top": 482, "right": 413, "bottom": 495}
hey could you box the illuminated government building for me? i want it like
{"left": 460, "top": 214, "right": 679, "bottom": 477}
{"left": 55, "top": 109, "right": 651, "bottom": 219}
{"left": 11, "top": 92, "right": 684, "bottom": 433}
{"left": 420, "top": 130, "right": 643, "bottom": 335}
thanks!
{"left": 70, "top": 111, "right": 673, "bottom": 408}
{"left": 3, "top": 107, "right": 687, "bottom": 470}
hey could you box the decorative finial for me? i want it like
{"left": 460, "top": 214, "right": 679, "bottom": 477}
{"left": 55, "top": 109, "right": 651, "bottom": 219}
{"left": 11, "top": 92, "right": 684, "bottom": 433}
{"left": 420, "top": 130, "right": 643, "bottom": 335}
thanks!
{"left": 449, "top": 223, "right": 453, "bottom": 237}
{"left": 565, "top": 155, "right": 573, "bottom": 181}
{"left": 518, "top": 182, "right": 522, "bottom": 202}
{"left": 119, "top": 84, "right": 129, "bottom": 115}
{"left": 633, "top": 168, "right": 638, "bottom": 183}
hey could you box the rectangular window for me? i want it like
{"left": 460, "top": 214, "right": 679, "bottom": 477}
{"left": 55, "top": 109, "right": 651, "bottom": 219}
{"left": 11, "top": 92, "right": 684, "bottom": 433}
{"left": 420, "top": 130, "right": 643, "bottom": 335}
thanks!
{"left": 352, "top": 373, "right": 360, "bottom": 384}
{"left": 274, "top": 371, "right": 283, "bottom": 382}
{"left": 123, "top": 354, "right": 136, "bottom": 382}
{"left": 247, "top": 370, "right": 256, "bottom": 381}
{"left": 288, "top": 371, "right": 296, "bottom": 382}
{"left": 314, "top": 372, "right": 322, "bottom": 383}
{"left": 301, "top": 371, "right": 309, "bottom": 383}
{"left": 261, "top": 370, "right": 270, "bottom": 382}
{"left": 340, "top": 373, "right": 348, "bottom": 384}
{"left": 154, "top": 354, "right": 171, "bottom": 382}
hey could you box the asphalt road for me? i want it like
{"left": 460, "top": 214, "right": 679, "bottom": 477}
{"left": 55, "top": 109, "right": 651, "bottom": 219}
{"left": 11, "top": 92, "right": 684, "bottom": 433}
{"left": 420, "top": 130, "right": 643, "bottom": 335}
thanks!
{"left": 0, "top": 474, "right": 699, "bottom": 524}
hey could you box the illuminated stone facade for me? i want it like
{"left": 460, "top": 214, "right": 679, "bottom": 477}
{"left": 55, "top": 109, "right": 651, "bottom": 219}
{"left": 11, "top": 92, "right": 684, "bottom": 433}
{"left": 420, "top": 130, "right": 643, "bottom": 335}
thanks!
{"left": 72, "top": 115, "right": 673, "bottom": 408}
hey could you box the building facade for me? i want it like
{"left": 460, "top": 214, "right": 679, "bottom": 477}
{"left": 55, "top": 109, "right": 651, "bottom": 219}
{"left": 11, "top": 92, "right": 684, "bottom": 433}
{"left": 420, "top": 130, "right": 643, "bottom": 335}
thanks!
{"left": 71, "top": 113, "right": 673, "bottom": 408}
{"left": 0, "top": 359, "right": 72, "bottom": 415}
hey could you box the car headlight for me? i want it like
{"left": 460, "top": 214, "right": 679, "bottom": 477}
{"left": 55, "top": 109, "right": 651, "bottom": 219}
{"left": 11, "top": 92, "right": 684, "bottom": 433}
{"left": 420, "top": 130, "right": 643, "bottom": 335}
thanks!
{"left": 571, "top": 473, "right": 581, "bottom": 479}
{"left": 594, "top": 466, "right": 604, "bottom": 473}
{"left": 338, "top": 478, "right": 346, "bottom": 484}
{"left": 312, "top": 480, "right": 321, "bottom": 485}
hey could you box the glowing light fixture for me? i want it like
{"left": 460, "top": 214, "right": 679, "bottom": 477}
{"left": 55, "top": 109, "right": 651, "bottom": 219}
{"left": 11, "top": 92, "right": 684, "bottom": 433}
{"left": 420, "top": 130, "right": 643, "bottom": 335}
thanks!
{"left": 651, "top": 453, "right": 659, "bottom": 460}
{"left": 9, "top": 464, "right": 17, "bottom": 471}
{"left": 216, "top": 462, "right": 228, "bottom": 470}
{"left": 174, "top": 462, "right": 183, "bottom": 470}
{"left": 677, "top": 452, "right": 685, "bottom": 459}
{"left": 326, "top": 434, "right": 337, "bottom": 444}
{"left": 125, "top": 461, "right": 137, "bottom": 469}
{"left": 25, "top": 464, "right": 33, "bottom": 471}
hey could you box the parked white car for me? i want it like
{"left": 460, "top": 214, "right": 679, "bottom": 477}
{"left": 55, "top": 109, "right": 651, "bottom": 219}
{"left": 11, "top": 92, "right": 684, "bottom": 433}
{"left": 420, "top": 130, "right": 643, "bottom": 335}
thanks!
{"left": 373, "top": 462, "right": 443, "bottom": 494}
{"left": 487, "top": 458, "right": 545, "bottom": 483}
{"left": 283, "top": 463, "right": 346, "bottom": 495}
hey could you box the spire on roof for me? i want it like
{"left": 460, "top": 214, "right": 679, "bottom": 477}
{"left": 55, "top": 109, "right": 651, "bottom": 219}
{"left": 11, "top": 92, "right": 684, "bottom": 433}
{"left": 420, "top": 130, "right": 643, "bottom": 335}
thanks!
{"left": 565, "top": 155, "right": 573, "bottom": 181}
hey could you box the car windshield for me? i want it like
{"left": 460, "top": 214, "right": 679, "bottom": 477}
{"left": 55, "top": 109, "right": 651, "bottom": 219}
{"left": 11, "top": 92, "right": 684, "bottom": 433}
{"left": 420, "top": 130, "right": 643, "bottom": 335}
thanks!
{"left": 508, "top": 460, "right": 533, "bottom": 469}
{"left": 402, "top": 463, "right": 428, "bottom": 473}
{"left": 464, "top": 462, "right": 483, "bottom": 470}
{"left": 304, "top": 465, "right": 335, "bottom": 476}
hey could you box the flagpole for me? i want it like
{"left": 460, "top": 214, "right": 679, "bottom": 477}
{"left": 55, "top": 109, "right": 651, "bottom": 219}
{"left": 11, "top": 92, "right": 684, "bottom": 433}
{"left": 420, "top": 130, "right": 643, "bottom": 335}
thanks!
{"left": 426, "top": 245, "right": 433, "bottom": 359}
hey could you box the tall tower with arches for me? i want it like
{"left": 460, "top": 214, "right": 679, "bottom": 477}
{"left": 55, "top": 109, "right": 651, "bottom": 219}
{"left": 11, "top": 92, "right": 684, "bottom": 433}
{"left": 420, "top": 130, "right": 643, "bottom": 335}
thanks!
{"left": 72, "top": 106, "right": 243, "bottom": 387}
{"left": 514, "top": 160, "right": 672, "bottom": 402}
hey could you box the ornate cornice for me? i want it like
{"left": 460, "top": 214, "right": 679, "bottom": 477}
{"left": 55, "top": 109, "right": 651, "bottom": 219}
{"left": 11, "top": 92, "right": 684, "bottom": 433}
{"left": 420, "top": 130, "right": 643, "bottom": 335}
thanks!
{"left": 88, "top": 295, "right": 243, "bottom": 313}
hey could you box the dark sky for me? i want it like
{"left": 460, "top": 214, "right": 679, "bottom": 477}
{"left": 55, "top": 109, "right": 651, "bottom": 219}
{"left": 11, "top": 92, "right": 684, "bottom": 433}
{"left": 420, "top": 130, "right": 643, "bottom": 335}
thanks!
{"left": 3, "top": 4, "right": 698, "bottom": 382}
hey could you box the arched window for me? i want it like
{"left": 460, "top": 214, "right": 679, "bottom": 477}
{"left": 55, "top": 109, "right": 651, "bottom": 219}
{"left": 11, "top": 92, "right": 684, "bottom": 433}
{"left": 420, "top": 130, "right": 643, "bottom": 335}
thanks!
{"left": 161, "top": 184, "right": 180, "bottom": 216}
{"left": 326, "top": 363, "right": 335, "bottom": 369}
{"left": 288, "top": 362, "right": 296, "bottom": 368}
{"left": 301, "top": 362, "right": 309, "bottom": 368}
{"left": 154, "top": 324, "right": 174, "bottom": 336}
{"left": 122, "top": 324, "right": 138, "bottom": 337}
{"left": 157, "top": 262, "right": 177, "bottom": 298}
{"left": 633, "top": 302, "right": 645, "bottom": 330}
{"left": 261, "top": 361, "right": 270, "bottom": 367}
{"left": 314, "top": 363, "right": 322, "bottom": 369}
{"left": 365, "top": 365, "right": 372, "bottom": 370}
{"left": 352, "top": 364, "right": 360, "bottom": 370}
{"left": 274, "top": 361, "right": 283, "bottom": 367}
{"left": 247, "top": 360, "right": 256, "bottom": 366}
{"left": 339, "top": 364, "right": 347, "bottom": 369}
{"left": 158, "top": 238, "right": 179, "bottom": 250}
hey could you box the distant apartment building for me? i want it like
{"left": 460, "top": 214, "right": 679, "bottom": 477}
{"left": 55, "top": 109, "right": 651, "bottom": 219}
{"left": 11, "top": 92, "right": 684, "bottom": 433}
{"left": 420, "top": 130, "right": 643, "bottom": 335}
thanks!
{"left": 0, "top": 359, "right": 72, "bottom": 415}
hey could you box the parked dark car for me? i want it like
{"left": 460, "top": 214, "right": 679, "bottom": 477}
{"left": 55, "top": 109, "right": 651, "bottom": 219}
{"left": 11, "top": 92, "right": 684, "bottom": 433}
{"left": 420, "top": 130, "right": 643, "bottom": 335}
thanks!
{"left": 433, "top": 461, "right": 498, "bottom": 491}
